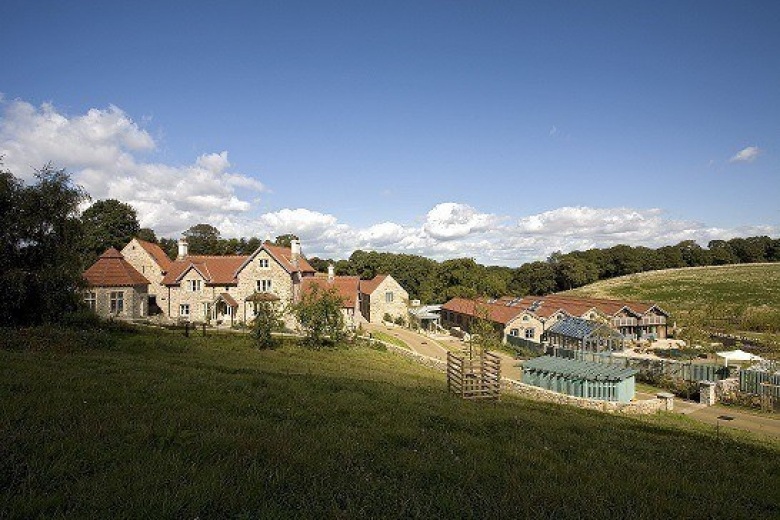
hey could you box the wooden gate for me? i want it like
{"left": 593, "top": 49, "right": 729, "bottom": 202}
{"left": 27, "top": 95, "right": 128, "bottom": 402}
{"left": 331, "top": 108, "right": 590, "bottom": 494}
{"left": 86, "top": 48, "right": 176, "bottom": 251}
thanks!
{"left": 447, "top": 350, "right": 501, "bottom": 400}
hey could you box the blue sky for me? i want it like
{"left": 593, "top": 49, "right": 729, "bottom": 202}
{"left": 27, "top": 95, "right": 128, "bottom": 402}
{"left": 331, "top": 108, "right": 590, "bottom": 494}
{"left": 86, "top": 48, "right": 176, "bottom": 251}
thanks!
{"left": 1, "top": 1, "right": 778, "bottom": 264}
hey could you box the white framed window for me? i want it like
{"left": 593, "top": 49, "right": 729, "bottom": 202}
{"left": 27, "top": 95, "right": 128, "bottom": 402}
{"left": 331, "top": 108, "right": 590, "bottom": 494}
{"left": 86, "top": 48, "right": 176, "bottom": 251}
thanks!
{"left": 510, "top": 328, "right": 519, "bottom": 337}
{"left": 84, "top": 291, "right": 96, "bottom": 311}
{"left": 257, "top": 279, "right": 272, "bottom": 292}
{"left": 258, "top": 258, "right": 269, "bottom": 268}
{"left": 188, "top": 279, "right": 202, "bottom": 292}
{"left": 109, "top": 291, "right": 124, "bottom": 314}
{"left": 385, "top": 291, "right": 393, "bottom": 303}
{"left": 180, "top": 304, "right": 190, "bottom": 317}
{"left": 524, "top": 328, "right": 535, "bottom": 340}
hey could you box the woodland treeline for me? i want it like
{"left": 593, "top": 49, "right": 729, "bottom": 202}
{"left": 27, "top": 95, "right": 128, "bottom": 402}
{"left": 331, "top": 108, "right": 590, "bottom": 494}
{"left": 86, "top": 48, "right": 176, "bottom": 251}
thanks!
{"left": 77, "top": 198, "right": 780, "bottom": 304}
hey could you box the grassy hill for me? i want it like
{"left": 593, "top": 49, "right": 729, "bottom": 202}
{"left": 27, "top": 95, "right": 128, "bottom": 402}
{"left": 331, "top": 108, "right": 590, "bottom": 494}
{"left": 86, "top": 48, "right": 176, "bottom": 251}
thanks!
{"left": 565, "top": 263, "right": 780, "bottom": 340}
{"left": 1, "top": 327, "right": 779, "bottom": 518}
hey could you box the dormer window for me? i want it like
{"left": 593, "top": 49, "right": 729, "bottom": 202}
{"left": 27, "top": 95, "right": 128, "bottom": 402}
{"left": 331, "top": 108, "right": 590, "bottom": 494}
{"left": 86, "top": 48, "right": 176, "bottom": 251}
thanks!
{"left": 522, "top": 315, "right": 530, "bottom": 322}
{"left": 259, "top": 258, "right": 269, "bottom": 268}
{"left": 188, "top": 280, "right": 202, "bottom": 292}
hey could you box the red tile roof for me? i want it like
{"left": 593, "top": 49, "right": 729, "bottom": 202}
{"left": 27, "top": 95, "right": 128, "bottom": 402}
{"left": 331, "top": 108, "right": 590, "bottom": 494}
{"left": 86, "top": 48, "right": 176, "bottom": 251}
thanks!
{"left": 302, "top": 276, "right": 360, "bottom": 308}
{"left": 359, "top": 275, "right": 387, "bottom": 295}
{"left": 262, "top": 243, "right": 316, "bottom": 274}
{"left": 84, "top": 248, "right": 150, "bottom": 287}
{"left": 135, "top": 238, "right": 172, "bottom": 271}
{"left": 161, "top": 255, "right": 249, "bottom": 286}
{"left": 441, "top": 297, "right": 524, "bottom": 325}
{"left": 442, "top": 294, "right": 666, "bottom": 324}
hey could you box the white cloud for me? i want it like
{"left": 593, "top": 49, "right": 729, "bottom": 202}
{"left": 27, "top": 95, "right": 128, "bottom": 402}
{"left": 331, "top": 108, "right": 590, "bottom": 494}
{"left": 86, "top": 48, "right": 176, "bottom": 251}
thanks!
{"left": 2, "top": 98, "right": 774, "bottom": 266}
{"left": 422, "top": 202, "right": 499, "bottom": 241}
{"left": 730, "top": 145, "right": 761, "bottom": 163}
{"left": 0, "top": 100, "right": 265, "bottom": 235}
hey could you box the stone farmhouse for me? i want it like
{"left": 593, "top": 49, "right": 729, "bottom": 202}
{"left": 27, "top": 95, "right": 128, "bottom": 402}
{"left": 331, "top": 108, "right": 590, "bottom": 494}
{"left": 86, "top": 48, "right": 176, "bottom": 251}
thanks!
{"left": 84, "top": 237, "right": 409, "bottom": 327}
{"left": 441, "top": 294, "right": 670, "bottom": 346}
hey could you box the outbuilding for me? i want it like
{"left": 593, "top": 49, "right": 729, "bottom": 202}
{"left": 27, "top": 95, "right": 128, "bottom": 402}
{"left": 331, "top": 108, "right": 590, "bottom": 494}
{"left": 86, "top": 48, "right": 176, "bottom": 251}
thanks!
{"left": 522, "top": 356, "right": 638, "bottom": 403}
{"left": 546, "top": 317, "right": 625, "bottom": 353}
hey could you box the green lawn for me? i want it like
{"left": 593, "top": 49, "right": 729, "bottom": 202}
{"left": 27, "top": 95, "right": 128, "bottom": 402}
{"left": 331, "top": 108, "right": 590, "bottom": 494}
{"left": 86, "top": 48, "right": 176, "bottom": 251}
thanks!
{"left": 1, "top": 327, "right": 779, "bottom": 519}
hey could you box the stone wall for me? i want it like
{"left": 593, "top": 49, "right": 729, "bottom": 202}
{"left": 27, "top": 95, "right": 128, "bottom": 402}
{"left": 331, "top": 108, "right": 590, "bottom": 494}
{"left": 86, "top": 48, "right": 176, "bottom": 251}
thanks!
{"left": 89, "top": 286, "right": 147, "bottom": 319}
{"left": 366, "top": 276, "right": 409, "bottom": 323}
{"left": 121, "top": 239, "right": 166, "bottom": 296}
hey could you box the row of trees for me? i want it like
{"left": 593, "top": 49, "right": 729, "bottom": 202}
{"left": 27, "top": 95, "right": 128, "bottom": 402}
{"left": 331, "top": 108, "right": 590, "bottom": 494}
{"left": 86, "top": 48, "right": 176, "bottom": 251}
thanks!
{"left": 78, "top": 196, "right": 780, "bottom": 303}
{"left": 311, "top": 237, "right": 780, "bottom": 302}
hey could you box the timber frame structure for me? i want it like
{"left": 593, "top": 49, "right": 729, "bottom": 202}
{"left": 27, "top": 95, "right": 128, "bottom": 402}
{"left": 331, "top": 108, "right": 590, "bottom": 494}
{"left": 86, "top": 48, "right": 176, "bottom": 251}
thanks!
{"left": 447, "top": 350, "right": 501, "bottom": 400}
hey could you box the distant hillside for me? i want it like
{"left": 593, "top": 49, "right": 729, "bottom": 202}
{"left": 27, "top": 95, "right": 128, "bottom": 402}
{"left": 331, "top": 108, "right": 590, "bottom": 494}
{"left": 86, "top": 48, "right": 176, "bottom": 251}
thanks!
{"left": 564, "top": 263, "right": 780, "bottom": 336}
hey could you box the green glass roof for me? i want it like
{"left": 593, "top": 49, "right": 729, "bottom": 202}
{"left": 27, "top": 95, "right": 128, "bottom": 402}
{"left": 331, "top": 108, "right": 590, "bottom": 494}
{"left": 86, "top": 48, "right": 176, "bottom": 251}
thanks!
{"left": 522, "top": 356, "right": 637, "bottom": 381}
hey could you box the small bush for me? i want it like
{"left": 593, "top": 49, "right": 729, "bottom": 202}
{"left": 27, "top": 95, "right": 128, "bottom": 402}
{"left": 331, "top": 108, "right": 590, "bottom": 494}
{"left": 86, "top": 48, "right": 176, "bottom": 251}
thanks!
{"left": 393, "top": 315, "right": 406, "bottom": 326}
{"left": 383, "top": 312, "right": 393, "bottom": 323}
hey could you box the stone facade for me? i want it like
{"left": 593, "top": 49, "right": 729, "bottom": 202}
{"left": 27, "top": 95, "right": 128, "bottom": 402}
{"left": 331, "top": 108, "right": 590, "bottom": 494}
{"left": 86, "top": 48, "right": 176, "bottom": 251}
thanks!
{"left": 504, "top": 312, "right": 546, "bottom": 343}
{"left": 120, "top": 239, "right": 166, "bottom": 295}
{"left": 86, "top": 286, "right": 147, "bottom": 320}
{"left": 361, "top": 275, "right": 409, "bottom": 323}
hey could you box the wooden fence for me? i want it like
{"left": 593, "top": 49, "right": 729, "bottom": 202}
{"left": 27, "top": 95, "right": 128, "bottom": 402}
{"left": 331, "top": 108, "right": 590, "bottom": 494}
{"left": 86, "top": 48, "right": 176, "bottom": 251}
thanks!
{"left": 447, "top": 350, "right": 501, "bottom": 400}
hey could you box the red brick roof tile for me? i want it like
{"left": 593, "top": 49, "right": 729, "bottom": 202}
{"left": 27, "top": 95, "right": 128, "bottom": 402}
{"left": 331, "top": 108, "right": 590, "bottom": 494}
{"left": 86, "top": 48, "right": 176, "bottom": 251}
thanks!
{"left": 359, "top": 275, "right": 387, "bottom": 295}
{"left": 84, "top": 248, "right": 150, "bottom": 287}
{"left": 135, "top": 238, "right": 172, "bottom": 271}
{"left": 161, "top": 255, "right": 249, "bottom": 286}
{"left": 302, "top": 276, "right": 360, "bottom": 308}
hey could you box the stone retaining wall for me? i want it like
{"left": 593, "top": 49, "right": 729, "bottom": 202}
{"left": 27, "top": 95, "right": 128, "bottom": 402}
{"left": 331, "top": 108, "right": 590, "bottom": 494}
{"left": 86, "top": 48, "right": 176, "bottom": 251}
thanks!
{"left": 371, "top": 337, "right": 664, "bottom": 415}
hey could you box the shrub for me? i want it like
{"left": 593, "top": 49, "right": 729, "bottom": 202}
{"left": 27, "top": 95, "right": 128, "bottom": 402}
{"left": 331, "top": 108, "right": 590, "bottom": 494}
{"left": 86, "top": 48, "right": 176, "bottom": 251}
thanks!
{"left": 252, "top": 302, "right": 283, "bottom": 350}
{"left": 393, "top": 315, "right": 406, "bottom": 326}
{"left": 383, "top": 312, "right": 393, "bottom": 323}
{"left": 293, "top": 285, "right": 346, "bottom": 349}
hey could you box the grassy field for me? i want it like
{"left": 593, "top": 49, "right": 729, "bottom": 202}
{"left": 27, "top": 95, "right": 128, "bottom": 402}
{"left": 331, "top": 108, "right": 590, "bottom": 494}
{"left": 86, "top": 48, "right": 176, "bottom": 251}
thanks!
{"left": 565, "top": 263, "right": 780, "bottom": 340}
{"left": 370, "top": 330, "right": 411, "bottom": 350}
{"left": 1, "top": 327, "right": 779, "bottom": 518}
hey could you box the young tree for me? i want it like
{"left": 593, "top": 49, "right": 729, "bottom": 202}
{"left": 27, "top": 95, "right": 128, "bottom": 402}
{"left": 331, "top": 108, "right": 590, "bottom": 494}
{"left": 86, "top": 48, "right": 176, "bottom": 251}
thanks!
{"left": 252, "top": 301, "right": 284, "bottom": 349}
{"left": 293, "top": 285, "right": 346, "bottom": 348}
{"left": 0, "top": 164, "right": 89, "bottom": 325}
{"left": 469, "top": 305, "right": 502, "bottom": 356}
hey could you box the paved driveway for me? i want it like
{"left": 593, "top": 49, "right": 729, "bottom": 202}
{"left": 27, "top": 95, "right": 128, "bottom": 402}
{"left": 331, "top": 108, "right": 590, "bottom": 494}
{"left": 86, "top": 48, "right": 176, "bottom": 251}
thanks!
{"left": 365, "top": 324, "right": 524, "bottom": 380}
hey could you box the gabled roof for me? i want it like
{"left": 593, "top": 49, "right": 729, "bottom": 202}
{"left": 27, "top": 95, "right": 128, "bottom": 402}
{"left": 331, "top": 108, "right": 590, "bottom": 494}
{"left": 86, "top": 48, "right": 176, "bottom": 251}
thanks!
{"left": 134, "top": 238, "right": 172, "bottom": 271}
{"left": 547, "top": 317, "right": 623, "bottom": 340}
{"left": 302, "top": 276, "right": 361, "bottom": 308}
{"left": 161, "top": 255, "right": 249, "bottom": 286}
{"left": 84, "top": 248, "right": 150, "bottom": 287}
{"left": 233, "top": 242, "right": 316, "bottom": 278}
{"left": 441, "top": 297, "right": 524, "bottom": 326}
{"left": 359, "top": 275, "right": 387, "bottom": 295}
{"left": 214, "top": 292, "right": 238, "bottom": 308}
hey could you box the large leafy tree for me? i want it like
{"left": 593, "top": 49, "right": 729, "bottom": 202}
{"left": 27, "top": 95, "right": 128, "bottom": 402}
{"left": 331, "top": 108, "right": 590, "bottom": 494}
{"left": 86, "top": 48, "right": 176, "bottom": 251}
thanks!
{"left": 0, "top": 164, "right": 89, "bottom": 325}
{"left": 184, "top": 223, "right": 221, "bottom": 255}
{"left": 81, "top": 199, "right": 140, "bottom": 263}
{"left": 274, "top": 234, "right": 299, "bottom": 248}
